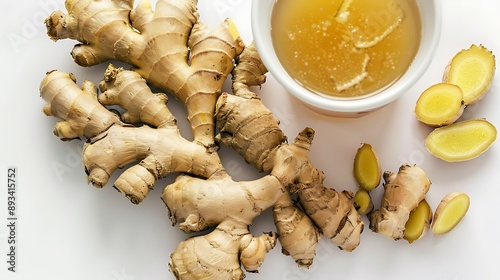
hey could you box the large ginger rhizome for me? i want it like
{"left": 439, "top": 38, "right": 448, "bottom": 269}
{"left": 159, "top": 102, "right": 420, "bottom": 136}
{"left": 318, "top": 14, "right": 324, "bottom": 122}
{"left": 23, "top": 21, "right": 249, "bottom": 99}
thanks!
{"left": 40, "top": 0, "right": 364, "bottom": 278}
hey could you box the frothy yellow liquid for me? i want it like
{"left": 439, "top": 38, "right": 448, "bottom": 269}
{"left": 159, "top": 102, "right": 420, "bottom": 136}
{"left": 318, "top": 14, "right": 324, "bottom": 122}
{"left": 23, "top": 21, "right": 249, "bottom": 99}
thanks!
{"left": 272, "top": 0, "right": 422, "bottom": 98}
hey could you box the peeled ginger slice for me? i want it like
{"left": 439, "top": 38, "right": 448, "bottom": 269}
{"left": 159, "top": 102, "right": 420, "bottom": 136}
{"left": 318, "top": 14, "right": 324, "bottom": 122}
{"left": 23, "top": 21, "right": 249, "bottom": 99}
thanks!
{"left": 443, "top": 44, "right": 496, "bottom": 105}
{"left": 432, "top": 192, "right": 470, "bottom": 235}
{"left": 425, "top": 119, "right": 497, "bottom": 162}
{"left": 353, "top": 189, "right": 374, "bottom": 215}
{"left": 404, "top": 199, "right": 432, "bottom": 243}
{"left": 415, "top": 83, "right": 465, "bottom": 126}
{"left": 353, "top": 143, "right": 381, "bottom": 191}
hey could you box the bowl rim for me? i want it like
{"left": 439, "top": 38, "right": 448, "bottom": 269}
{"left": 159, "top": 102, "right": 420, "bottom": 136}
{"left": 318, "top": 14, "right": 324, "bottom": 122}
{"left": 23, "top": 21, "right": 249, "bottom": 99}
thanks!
{"left": 251, "top": 0, "right": 442, "bottom": 113}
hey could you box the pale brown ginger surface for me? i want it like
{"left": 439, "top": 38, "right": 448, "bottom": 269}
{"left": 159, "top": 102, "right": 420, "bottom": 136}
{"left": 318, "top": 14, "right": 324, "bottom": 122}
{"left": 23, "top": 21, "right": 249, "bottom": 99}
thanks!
{"left": 40, "top": 0, "right": 364, "bottom": 279}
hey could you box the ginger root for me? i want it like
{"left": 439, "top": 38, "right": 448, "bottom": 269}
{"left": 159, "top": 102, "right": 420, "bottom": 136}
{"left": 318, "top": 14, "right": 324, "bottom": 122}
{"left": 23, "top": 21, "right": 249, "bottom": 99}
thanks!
{"left": 443, "top": 44, "right": 496, "bottom": 105}
{"left": 369, "top": 164, "right": 431, "bottom": 240}
{"left": 432, "top": 192, "right": 470, "bottom": 236}
{"left": 169, "top": 220, "right": 277, "bottom": 278}
{"left": 273, "top": 195, "right": 320, "bottom": 268}
{"left": 40, "top": 70, "right": 122, "bottom": 140}
{"left": 40, "top": 1, "right": 364, "bottom": 277}
{"left": 45, "top": 0, "right": 245, "bottom": 148}
{"left": 415, "top": 83, "right": 465, "bottom": 127}
{"left": 425, "top": 118, "right": 497, "bottom": 162}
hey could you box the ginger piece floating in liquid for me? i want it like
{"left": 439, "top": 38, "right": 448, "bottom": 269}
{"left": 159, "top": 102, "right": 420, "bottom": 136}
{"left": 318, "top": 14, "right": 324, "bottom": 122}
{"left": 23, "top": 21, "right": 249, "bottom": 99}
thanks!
{"left": 343, "top": 0, "right": 405, "bottom": 48}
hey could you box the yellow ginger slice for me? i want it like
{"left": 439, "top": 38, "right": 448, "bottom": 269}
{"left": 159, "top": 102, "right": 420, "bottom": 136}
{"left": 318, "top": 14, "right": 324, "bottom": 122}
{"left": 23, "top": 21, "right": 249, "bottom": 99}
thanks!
{"left": 425, "top": 119, "right": 497, "bottom": 162}
{"left": 404, "top": 199, "right": 432, "bottom": 243}
{"left": 443, "top": 44, "right": 496, "bottom": 105}
{"left": 353, "top": 189, "right": 374, "bottom": 215}
{"left": 353, "top": 143, "right": 381, "bottom": 191}
{"left": 432, "top": 192, "right": 470, "bottom": 235}
{"left": 415, "top": 83, "right": 465, "bottom": 127}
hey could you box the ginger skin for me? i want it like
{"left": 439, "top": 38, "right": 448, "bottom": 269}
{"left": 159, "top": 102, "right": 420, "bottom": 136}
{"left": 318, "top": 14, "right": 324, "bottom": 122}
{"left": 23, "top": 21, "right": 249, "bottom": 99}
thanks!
{"left": 41, "top": 0, "right": 364, "bottom": 278}
{"left": 40, "top": 49, "right": 363, "bottom": 278}
{"left": 215, "top": 45, "right": 363, "bottom": 254}
{"left": 369, "top": 164, "right": 431, "bottom": 240}
{"left": 273, "top": 195, "right": 321, "bottom": 268}
{"left": 170, "top": 220, "right": 277, "bottom": 279}
{"left": 41, "top": 68, "right": 224, "bottom": 204}
{"left": 40, "top": 70, "right": 122, "bottom": 140}
{"left": 45, "top": 0, "right": 244, "bottom": 148}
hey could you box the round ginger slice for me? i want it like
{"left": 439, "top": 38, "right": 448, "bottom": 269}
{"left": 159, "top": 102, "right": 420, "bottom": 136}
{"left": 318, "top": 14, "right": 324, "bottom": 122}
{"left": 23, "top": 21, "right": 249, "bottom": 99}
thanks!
{"left": 415, "top": 83, "right": 465, "bottom": 127}
{"left": 353, "top": 143, "right": 381, "bottom": 191}
{"left": 425, "top": 119, "right": 497, "bottom": 162}
{"left": 432, "top": 192, "right": 470, "bottom": 235}
{"left": 443, "top": 44, "right": 496, "bottom": 105}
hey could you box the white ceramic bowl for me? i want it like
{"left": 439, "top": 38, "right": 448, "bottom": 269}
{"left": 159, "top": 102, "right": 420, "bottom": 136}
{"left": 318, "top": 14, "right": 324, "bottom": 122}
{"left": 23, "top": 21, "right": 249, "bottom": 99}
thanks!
{"left": 251, "top": 0, "right": 442, "bottom": 118}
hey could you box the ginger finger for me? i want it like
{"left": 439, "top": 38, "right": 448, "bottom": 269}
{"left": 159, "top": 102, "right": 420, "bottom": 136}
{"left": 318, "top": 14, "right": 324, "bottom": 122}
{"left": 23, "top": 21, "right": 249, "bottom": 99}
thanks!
{"left": 40, "top": 70, "right": 122, "bottom": 140}
{"left": 273, "top": 194, "right": 320, "bottom": 268}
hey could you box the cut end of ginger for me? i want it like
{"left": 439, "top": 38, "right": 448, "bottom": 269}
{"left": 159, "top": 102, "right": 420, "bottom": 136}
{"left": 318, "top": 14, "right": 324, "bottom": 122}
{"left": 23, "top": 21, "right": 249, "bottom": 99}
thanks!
{"left": 404, "top": 199, "right": 432, "bottom": 243}
{"left": 415, "top": 83, "right": 465, "bottom": 127}
{"left": 425, "top": 119, "right": 497, "bottom": 162}
{"left": 354, "top": 189, "right": 374, "bottom": 215}
{"left": 443, "top": 44, "right": 496, "bottom": 105}
{"left": 226, "top": 19, "right": 240, "bottom": 40}
{"left": 353, "top": 143, "right": 381, "bottom": 191}
{"left": 432, "top": 192, "right": 470, "bottom": 236}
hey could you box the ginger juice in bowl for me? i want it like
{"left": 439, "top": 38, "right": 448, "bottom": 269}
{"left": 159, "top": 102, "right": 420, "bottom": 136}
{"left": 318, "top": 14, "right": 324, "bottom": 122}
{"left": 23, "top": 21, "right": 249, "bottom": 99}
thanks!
{"left": 271, "top": 0, "right": 422, "bottom": 99}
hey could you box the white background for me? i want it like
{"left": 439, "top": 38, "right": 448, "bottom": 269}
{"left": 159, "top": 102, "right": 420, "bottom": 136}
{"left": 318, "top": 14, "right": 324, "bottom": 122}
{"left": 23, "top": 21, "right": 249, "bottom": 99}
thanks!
{"left": 1, "top": 0, "right": 500, "bottom": 279}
